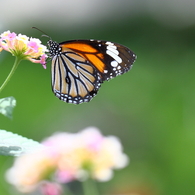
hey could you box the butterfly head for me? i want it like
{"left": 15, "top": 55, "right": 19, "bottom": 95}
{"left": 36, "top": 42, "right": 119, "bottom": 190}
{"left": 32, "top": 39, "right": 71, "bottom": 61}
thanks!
{"left": 47, "top": 40, "right": 62, "bottom": 57}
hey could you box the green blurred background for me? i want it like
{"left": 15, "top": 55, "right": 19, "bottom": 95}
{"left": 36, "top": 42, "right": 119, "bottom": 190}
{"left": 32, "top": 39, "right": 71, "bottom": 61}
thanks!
{"left": 1, "top": 0, "right": 195, "bottom": 195}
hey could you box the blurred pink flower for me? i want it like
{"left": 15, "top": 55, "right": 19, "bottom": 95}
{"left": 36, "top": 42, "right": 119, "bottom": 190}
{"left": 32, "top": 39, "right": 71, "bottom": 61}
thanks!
{"left": 0, "top": 30, "right": 48, "bottom": 68}
{"left": 40, "top": 181, "right": 62, "bottom": 195}
{"left": 6, "top": 127, "right": 129, "bottom": 193}
{"left": 6, "top": 148, "right": 57, "bottom": 193}
{"left": 43, "top": 127, "right": 129, "bottom": 182}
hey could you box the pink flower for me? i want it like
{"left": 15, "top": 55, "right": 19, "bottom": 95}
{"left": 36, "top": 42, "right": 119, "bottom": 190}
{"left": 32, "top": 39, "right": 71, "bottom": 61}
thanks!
{"left": 6, "top": 127, "right": 129, "bottom": 193}
{"left": 1, "top": 31, "right": 16, "bottom": 40}
{"left": 30, "top": 54, "right": 47, "bottom": 69}
{"left": 0, "top": 30, "right": 48, "bottom": 67}
{"left": 27, "top": 40, "right": 39, "bottom": 53}
{"left": 6, "top": 148, "right": 58, "bottom": 193}
{"left": 55, "top": 170, "right": 76, "bottom": 183}
{"left": 43, "top": 127, "right": 129, "bottom": 182}
{"left": 40, "top": 181, "right": 62, "bottom": 195}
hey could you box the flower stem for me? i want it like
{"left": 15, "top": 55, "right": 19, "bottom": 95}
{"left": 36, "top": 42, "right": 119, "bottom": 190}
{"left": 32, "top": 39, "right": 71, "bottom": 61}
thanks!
{"left": 82, "top": 179, "right": 99, "bottom": 195}
{"left": 0, "top": 57, "right": 21, "bottom": 93}
{"left": 63, "top": 184, "right": 74, "bottom": 195}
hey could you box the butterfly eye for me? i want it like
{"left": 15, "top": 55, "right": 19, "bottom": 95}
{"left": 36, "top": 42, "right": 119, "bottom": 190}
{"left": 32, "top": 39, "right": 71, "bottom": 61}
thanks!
{"left": 49, "top": 39, "right": 136, "bottom": 104}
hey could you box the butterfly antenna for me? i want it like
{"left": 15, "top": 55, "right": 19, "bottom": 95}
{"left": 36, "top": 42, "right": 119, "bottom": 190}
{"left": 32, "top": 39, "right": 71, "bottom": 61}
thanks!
{"left": 32, "top": 27, "right": 52, "bottom": 40}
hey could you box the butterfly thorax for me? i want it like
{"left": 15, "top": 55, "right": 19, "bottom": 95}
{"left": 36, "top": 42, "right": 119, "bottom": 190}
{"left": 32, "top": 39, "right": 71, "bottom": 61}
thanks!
{"left": 47, "top": 40, "right": 62, "bottom": 57}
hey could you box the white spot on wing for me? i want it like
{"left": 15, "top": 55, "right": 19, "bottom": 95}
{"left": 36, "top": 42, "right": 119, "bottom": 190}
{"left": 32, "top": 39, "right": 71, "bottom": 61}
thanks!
{"left": 108, "top": 45, "right": 117, "bottom": 49}
{"left": 107, "top": 45, "right": 119, "bottom": 55}
{"left": 111, "top": 61, "right": 118, "bottom": 67}
{"left": 106, "top": 41, "right": 113, "bottom": 45}
{"left": 106, "top": 50, "right": 122, "bottom": 63}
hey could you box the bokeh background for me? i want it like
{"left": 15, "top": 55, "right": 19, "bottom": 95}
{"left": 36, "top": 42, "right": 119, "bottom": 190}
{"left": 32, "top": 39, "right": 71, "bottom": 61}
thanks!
{"left": 1, "top": 0, "right": 195, "bottom": 195}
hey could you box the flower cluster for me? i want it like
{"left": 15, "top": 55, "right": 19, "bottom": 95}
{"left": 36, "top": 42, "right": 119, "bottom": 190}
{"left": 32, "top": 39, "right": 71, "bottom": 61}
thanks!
{"left": 6, "top": 127, "right": 129, "bottom": 193}
{"left": 0, "top": 30, "right": 47, "bottom": 68}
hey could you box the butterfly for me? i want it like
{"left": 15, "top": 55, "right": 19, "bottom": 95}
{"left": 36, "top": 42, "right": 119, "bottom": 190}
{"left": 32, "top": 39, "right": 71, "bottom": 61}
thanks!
{"left": 47, "top": 39, "right": 136, "bottom": 104}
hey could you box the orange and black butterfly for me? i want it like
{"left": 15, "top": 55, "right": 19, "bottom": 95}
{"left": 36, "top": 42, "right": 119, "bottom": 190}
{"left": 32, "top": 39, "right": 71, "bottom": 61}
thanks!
{"left": 47, "top": 39, "right": 136, "bottom": 104}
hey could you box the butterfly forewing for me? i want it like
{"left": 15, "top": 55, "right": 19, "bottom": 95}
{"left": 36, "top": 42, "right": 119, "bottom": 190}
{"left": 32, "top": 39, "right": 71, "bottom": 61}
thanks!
{"left": 61, "top": 40, "right": 136, "bottom": 81}
{"left": 48, "top": 39, "right": 136, "bottom": 104}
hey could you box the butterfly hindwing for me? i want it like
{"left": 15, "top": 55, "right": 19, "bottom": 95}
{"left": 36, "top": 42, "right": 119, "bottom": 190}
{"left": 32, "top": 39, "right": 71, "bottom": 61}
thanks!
{"left": 51, "top": 46, "right": 102, "bottom": 104}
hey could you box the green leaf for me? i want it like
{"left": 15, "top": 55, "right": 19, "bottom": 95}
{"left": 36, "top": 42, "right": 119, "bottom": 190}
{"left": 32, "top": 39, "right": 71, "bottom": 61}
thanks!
{"left": 0, "top": 130, "right": 44, "bottom": 156}
{"left": 0, "top": 96, "right": 16, "bottom": 119}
